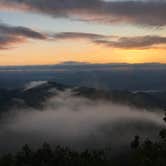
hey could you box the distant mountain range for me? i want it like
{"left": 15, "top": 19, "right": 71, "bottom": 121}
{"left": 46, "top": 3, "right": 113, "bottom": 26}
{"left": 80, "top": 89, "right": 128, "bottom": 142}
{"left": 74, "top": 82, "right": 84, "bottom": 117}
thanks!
{"left": 0, "top": 81, "right": 166, "bottom": 114}
{"left": 1, "top": 63, "right": 166, "bottom": 91}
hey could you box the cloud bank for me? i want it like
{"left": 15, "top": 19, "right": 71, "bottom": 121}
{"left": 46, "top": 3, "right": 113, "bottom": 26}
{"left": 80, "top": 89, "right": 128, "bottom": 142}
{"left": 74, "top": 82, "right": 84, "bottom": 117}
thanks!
{"left": 1, "top": 0, "right": 166, "bottom": 26}
{"left": 54, "top": 33, "right": 166, "bottom": 49}
{"left": 0, "top": 89, "right": 165, "bottom": 153}
{"left": 0, "top": 24, "right": 46, "bottom": 49}
{"left": 1, "top": 24, "right": 166, "bottom": 50}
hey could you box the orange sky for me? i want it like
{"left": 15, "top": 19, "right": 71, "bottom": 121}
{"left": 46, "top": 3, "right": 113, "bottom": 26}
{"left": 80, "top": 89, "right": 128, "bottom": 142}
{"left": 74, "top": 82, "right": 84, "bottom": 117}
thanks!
{"left": 0, "top": 40, "right": 166, "bottom": 66}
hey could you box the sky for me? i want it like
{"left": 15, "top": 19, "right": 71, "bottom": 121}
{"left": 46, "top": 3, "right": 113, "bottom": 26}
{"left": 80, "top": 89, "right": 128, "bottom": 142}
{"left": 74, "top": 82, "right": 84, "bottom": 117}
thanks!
{"left": 0, "top": 0, "right": 166, "bottom": 65}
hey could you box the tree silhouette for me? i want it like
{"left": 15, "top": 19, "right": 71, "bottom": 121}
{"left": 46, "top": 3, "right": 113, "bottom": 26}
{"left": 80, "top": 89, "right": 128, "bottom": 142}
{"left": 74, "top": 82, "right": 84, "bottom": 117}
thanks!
{"left": 131, "top": 136, "right": 140, "bottom": 149}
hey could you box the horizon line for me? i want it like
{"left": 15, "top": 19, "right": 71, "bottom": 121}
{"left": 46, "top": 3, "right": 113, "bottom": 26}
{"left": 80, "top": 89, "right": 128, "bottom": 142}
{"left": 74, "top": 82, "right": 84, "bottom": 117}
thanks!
{"left": 1, "top": 62, "right": 166, "bottom": 68}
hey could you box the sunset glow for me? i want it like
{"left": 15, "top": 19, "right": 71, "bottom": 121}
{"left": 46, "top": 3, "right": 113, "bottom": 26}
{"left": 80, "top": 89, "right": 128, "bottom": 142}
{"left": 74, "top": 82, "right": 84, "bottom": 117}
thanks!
{"left": 0, "top": 0, "right": 166, "bottom": 65}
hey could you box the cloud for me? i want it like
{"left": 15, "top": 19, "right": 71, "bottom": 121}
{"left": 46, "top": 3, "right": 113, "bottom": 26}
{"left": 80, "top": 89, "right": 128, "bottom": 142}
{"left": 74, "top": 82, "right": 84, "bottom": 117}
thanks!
{"left": 24, "top": 81, "right": 48, "bottom": 91}
{"left": 94, "top": 36, "right": 166, "bottom": 49}
{"left": 0, "top": 89, "right": 165, "bottom": 153}
{"left": 0, "top": 24, "right": 46, "bottom": 49}
{"left": 52, "top": 32, "right": 105, "bottom": 40}
{"left": 0, "top": 24, "right": 46, "bottom": 39}
{"left": 0, "top": 33, "right": 24, "bottom": 49}
{"left": 0, "top": 25, "right": 166, "bottom": 50}
{"left": 1, "top": 0, "right": 166, "bottom": 26}
{"left": 52, "top": 32, "right": 166, "bottom": 49}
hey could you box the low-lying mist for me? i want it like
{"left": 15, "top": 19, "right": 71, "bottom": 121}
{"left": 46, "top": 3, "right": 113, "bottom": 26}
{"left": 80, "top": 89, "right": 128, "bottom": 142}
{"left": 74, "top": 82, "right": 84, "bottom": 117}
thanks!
{"left": 0, "top": 89, "right": 165, "bottom": 154}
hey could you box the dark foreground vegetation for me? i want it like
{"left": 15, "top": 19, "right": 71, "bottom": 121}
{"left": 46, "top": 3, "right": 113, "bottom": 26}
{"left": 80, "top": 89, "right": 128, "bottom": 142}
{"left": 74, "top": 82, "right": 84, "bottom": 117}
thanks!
{"left": 0, "top": 117, "right": 166, "bottom": 166}
{"left": 1, "top": 131, "right": 166, "bottom": 166}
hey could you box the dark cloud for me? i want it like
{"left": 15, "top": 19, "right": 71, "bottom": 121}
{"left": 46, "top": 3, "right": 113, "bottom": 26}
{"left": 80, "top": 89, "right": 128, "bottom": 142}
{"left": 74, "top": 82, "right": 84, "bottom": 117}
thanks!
{"left": 0, "top": 24, "right": 46, "bottom": 39}
{"left": 0, "top": 33, "right": 24, "bottom": 49}
{"left": 1, "top": 0, "right": 166, "bottom": 26}
{"left": 53, "top": 32, "right": 105, "bottom": 40}
{"left": 94, "top": 36, "right": 166, "bottom": 49}
{"left": 52, "top": 32, "right": 166, "bottom": 49}
{"left": 0, "top": 24, "right": 46, "bottom": 49}
{"left": 1, "top": 25, "right": 166, "bottom": 50}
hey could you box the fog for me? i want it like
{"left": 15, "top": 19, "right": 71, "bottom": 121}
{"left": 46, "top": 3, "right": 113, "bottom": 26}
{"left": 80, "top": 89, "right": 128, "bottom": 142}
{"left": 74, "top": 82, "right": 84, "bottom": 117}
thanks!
{"left": 0, "top": 89, "right": 165, "bottom": 153}
{"left": 24, "top": 81, "right": 48, "bottom": 91}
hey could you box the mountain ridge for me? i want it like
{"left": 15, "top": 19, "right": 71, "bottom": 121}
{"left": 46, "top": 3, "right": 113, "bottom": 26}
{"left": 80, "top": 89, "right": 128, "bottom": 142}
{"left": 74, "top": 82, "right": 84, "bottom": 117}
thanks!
{"left": 0, "top": 81, "right": 166, "bottom": 114}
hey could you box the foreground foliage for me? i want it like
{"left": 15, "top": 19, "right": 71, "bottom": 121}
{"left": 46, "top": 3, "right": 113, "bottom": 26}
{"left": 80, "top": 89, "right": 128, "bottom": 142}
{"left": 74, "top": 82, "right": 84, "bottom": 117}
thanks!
{"left": 0, "top": 144, "right": 113, "bottom": 166}
{"left": 1, "top": 118, "right": 166, "bottom": 166}
{"left": 0, "top": 131, "right": 166, "bottom": 166}
{"left": 129, "top": 129, "right": 166, "bottom": 166}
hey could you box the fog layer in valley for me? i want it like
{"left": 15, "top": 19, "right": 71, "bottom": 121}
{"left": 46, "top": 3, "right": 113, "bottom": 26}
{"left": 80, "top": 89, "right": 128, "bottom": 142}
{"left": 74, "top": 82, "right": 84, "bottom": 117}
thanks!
{"left": 0, "top": 89, "right": 165, "bottom": 153}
